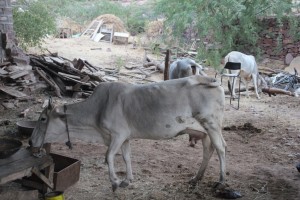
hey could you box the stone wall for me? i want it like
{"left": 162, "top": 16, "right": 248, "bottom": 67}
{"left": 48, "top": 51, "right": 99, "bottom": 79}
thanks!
{"left": 0, "top": 0, "right": 28, "bottom": 64}
{"left": 258, "top": 16, "right": 300, "bottom": 64}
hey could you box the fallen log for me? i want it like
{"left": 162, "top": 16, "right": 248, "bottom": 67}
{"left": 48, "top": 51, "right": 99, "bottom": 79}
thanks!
{"left": 262, "top": 87, "right": 295, "bottom": 97}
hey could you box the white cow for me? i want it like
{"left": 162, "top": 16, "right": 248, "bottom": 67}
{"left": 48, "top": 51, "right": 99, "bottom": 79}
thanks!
{"left": 169, "top": 58, "right": 206, "bottom": 79}
{"left": 30, "top": 75, "right": 226, "bottom": 192}
{"left": 224, "top": 51, "right": 260, "bottom": 99}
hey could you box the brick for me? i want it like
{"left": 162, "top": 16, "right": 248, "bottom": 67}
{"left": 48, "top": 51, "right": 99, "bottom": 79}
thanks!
{"left": 0, "top": 16, "right": 7, "bottom": 21}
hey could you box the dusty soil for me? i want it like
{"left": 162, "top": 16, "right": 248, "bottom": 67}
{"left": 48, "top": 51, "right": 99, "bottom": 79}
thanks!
{"left": 1, "top": 37, "right": 300, "bottom": 200}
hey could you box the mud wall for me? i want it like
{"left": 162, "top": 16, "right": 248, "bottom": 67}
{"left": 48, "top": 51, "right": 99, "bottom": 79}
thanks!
{"left": 259, "top": 16, "right": 300, "bottom": 63}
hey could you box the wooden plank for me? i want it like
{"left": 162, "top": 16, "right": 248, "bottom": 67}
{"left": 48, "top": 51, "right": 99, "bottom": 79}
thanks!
{"left": 0, "top": 85, "right": 28, "bottom": 98}
{"left": 81, "top": 20, "right": 96, "bottom": 36}
{"left": 0, "top": 190, "right": 39, "bottom": 200}
{"left": 35, "top": 68, "right": 62, "bottom": 98}
{"left": 73, "top": 75, "right": 90, "bottom": 91}
{"left": 0, "top": 62, "right": 11, "bottom": 67}
{"left": 114, "top": 32, "right": 129, "bottom": 38}
{"left": 91, "top": 20, "right": 103, "bottom": 40}
{"left": 50, "top": 57, "right": 65, "bottom": 65}
{"left": 43, "top": 56, "right": 53, "bottom": 63}
{"left": 9, "top": 70, "right": 29, "bottom": 79}
{"left": 32, "top": 167, "right": 54, "bottom": 189}
{"left": 0, "top": 149, "right": 53, "bottom": 185}
{"left": 58, "top": 72, "right": 81, "bottom": 80}
{"left": 0, "top": 148, "right": 31, "bottom": 166}
{"left": 93, "top": 33, "right": 105, "bottom": 42}
{"left": 62, "top": 75, "right": 91, "bottom": 86}
{"left": 0, "top": 68, "right": 8, "bottom": 75}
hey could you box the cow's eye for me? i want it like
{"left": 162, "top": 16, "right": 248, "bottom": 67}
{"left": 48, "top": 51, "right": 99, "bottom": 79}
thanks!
{"left": 41, "top": 117, "right": 47, "bottom": 122}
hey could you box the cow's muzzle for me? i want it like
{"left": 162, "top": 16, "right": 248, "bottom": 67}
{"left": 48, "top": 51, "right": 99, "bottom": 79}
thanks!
{"left": 29, "top": 141, "right": 46, "bottom": 158}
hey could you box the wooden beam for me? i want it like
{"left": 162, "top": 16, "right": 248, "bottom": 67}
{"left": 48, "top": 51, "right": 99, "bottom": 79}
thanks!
{"left": 31, "top": 167, "right": 54, "bottom": 189}
{"left": 0, "top": 85, "right": 28, "bottom": 98}
{"left": 164, "top": 49, "right": 170, "bottom": 80}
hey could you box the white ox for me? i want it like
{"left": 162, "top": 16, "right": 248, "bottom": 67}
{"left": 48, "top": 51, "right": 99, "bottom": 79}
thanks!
{"left": 169, "top": 58, "right": 206, "bottom": 79}
{"left": 30, "top": 75, "right": 226, "bottom": 191}
{"left": 224, "top": 51, "right": 260, "bottom": 99}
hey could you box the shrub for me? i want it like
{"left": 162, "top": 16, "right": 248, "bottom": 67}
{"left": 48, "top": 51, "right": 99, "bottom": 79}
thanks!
{"left": 13, "top": 0, "right": 56, "bottom": 50}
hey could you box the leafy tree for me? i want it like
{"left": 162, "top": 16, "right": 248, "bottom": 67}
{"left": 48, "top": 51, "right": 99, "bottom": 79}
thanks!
{"left": 154, "top": 0, "right": 298, "bottom": 67}
{"left": 13, "top": 0, "right": 56, "bottom": 50}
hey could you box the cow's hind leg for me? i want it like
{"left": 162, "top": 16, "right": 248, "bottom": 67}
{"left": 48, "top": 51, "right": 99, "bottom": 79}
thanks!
{"left": 120, "top": 139, "right": 133, "bottom": 188}
{"left": 196, "top": 116, "right": 226, "bottom": 184}
{"left": 107, "top": 135, "right": 127, "bottom": 192}
{"left": 252, "top": 74, "right": 260, "bottom": 99}
{"left": 189, "top": 135, "right": 214, "bottom": 185}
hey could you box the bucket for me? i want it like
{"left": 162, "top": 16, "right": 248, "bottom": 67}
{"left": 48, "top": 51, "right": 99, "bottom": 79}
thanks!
{"left": 45, "top": 191, "right": 64, "bottom": 200}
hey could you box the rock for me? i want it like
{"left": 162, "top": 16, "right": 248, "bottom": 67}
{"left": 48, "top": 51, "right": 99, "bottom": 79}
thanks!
{"left": 285, "top": 56, "right": 300, "bottom": 74}
{"left": 285, "top": 53, "right": 294, "bottom": 65}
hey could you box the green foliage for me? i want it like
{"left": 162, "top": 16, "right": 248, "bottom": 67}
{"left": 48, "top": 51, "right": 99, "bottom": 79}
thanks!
{"left": 36, "top": 0, "right": 155, "bottom": 36}
{"left": 154, "top": 0, "right": 297, "bottom": 68}
{"left": 13, "top": 0, "right": 56, "bottom": 50}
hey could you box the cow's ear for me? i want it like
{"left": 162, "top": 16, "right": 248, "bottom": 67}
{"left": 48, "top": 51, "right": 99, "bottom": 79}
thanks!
{"left": 48, "top": 96, "right": 53, "bottom": 110}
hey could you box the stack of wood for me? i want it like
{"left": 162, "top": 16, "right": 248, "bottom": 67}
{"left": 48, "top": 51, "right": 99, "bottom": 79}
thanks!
{"left": 0, "top": 62, "right": 35, "bottom": 101}
{"left": 28, "top": 53, "right": 107, "bottom": 98}
{"left": 0, "top": 53, "right": 110, "bottom": 104}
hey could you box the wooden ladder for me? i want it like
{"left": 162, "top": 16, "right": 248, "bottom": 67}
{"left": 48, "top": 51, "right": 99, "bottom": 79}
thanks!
{"left": 81, "top": 20, "right": 103, "bottom": 37}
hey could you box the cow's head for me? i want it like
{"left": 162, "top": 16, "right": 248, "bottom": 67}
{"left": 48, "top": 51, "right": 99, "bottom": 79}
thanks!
{"left": 30, "top": 98, "right": 69, "bottom": 156}
{"left": 192, "top": 64, "right": 207, "bottom": 77}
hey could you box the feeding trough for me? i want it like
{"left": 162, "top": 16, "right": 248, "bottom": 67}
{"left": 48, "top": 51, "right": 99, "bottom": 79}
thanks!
{"left": 0, "top": 138, "right": 23, "bottom": 159}
{"left": 17, "top": 121, "right": 37, "bottom": 137}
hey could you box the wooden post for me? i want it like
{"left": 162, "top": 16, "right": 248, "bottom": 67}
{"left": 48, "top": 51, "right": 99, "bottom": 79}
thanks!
{"left": 164, "top": 49, "right": 170, "bottom": 81}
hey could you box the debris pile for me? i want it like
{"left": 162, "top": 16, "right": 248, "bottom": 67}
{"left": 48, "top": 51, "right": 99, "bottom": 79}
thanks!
{"left": 259, "top": 67, "right": 300, "bottom": 97}
{"left": 29, "top": 53, "right": 107, "bottom": 98}
{"left": 81, "top": 14, "right": 129, "bottom": 43}
{"left": 0, "top": 50, "right": 164, "bottom": 106}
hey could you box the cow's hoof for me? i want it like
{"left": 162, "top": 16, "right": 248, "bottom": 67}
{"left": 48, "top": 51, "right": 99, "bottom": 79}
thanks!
{"left": 215, "top": 188, "right": 242, "bottom": 199}
{"left": 120, "top": 180, "right": 129, "bottom": 188}
{"left": 112, "top": 183, "right": 118, "bottom": 192}
{"left": 296, "top": 163, "right": 300, "bottom": 172}
{"left": 189, "top": 142, "right": 195, "bottom": 148}
{"left": 212, "top": 182, "right": 226, "bottom": 189}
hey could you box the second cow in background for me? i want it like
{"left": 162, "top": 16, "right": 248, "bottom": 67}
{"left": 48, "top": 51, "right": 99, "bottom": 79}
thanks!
{"left": 168, "top": 58, "right": 207, "bottom": 147}
{"left": 169, "top": 58, "right": 206, "bottom": 79}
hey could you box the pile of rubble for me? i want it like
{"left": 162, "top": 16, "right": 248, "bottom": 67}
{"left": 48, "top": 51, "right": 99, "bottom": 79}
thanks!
{"left": 0, "top": 53, "right": 108, "bottom": 103}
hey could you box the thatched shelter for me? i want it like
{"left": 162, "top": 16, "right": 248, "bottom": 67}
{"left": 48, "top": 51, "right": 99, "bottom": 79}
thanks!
{"left": 95, "top": 14, "right": 127, "bottom": 33}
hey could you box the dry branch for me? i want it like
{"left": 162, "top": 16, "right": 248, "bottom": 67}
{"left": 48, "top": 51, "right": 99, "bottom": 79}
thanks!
{"left": 262, "top": 87, "right": 295, "bottom": 97}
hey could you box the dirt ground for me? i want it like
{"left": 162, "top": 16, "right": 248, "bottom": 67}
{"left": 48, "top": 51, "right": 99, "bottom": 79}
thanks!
{"left": 1, "top": 37, "right": 300, "bottom": 200}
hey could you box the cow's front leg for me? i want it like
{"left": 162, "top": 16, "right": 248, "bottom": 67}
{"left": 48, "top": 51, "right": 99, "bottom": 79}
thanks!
{"left": 107, "top": 136, "right": 125, "bottom": 192}
{"left": 120, "top": 139, "right": 133, "bottom": 188}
